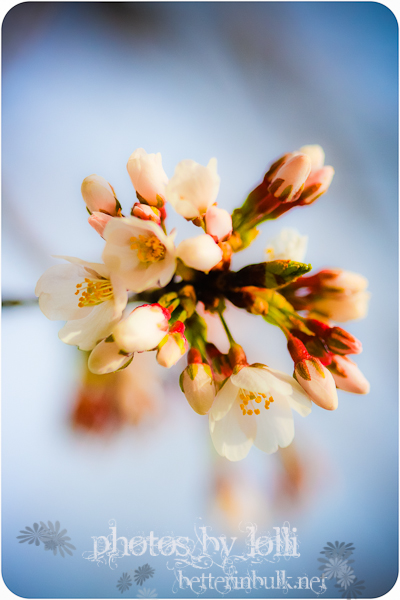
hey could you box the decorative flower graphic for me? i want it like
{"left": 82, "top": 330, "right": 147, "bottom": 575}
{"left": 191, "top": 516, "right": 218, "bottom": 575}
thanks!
{"left": 134, "top": 564, "right": 155, "bottom": 586}
{"left": 322, "top": 556, "right": 348, "bottom": 580}
{"left": 16, "top": 523, "right": 47, "bottom": 546}
{"left": 137, "top": 588, "right": 157, "bottom": 598}
{"left": 40, "top": 520, "right": 76, "bottom": 557}
{"left": 337, "top": 565, "right": 356, "bottom": 590}
{"left": 318, "top": 541, "right": 364, "bottom": 597}
{"left": 335, "top": 578, "right": 366, "bottom": 599}
{"left": 16, "top": 520, "right": 75, "bottom": 557}
{"left": 116, "top": 573, "right": 133, "bottom": 594}
{"left": 321, "top": 541, "right": 355, "bottom": 560}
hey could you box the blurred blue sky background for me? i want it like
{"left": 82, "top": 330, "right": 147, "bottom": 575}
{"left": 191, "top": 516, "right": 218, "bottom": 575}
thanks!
{"left": 2, "top": 2, "right": 398, "bottom": 598}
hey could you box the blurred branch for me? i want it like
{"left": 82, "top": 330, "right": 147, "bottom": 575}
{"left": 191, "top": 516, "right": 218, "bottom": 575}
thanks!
{"left": 2, "top": 298, "right": 39, "bottom": 308}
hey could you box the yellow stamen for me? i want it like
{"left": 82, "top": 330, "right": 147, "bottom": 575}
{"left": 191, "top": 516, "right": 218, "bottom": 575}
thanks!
{"left": 239, "top": 388, "right": 273, "bottom": 416}
{"left": 76, "top": 278, "right": 113, "bottom": 307}
{"left": 130, "top": 234, "right": 166, "bottom": 264}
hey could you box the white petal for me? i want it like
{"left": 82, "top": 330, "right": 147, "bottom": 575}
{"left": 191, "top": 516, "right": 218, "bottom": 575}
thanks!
{"left": 35, "top": 263, "right": 93, "bottom": 321}
{"left": 88, "top": 340, "right": 132, "bottom": 375}
{"left": 102, "top": 217, "right": 176, "bottom": 292}
{"left": 231, "top": 365, "right": 293, "bottom": 397}
{"left": 209, "top": 378, "right": 239, "bottom": 421}
{"left": 52, "top": 255, "right": 110, "bottom": 279}
{"left": 266, "top": 367, "right": 312, "bottom": 416}
{"left": 109, "top": 273, "right": 128, "bottom": 320}
{"left": 254, "top": 395, "right": 294, "bottom": 454}
{"left": 58, "top": 301, "right": 118, "bottom": 351}
{"left": 209, "top": 401, "right": 256, "bottom": 461}
{"left": 166, "top": 158, "right": 220, "bottom": 219}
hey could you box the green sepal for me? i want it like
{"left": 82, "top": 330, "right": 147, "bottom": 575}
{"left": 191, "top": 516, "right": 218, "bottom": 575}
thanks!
{"left": 116, "top": 356, "right": 134, "bottom": 371}
{"left": 185, "top": 312, "right": 208, "bottom": 359}
{"left": 229, "top": 226, "right": 259, "bottom": 252}
{"left": 229, "top": 260, "right": 312, "bottom": 289}
{"left": 118, "top": 349, "right": 131, "bottom": 356}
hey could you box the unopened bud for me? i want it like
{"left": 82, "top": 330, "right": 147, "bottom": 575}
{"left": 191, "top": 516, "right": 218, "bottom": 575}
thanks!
{"left": 131, "top": 202, "right": 161, "bottom": 224}
{"left": 328, "top": 355, "right": 370, "bottom": 394}
{"left": 299, "top": 166, "right": 335, "bottom": 204}
{"left": 298, "top": 144, "right": 325, "bottom": 171}
{"left": 317, "top": 269, "right": 368, "bottom": 293}
{"left": 88, "top": 212, "right": 113, "bottom": 237}
{"left": 179, "top": 360, "right": 215, "bottom": 415}
{"left": 205, "top": 206, "right": 233, "bottom": 242}
{"left": 176, "top": 234, "right": 223, "bottom": 272}
{"left": 113, "top": 303, "right": 170, "bottom": 353}
{"left": 81, "top": 175, "right": 120, "bottom": 216}
{"left": 127, "top": 148, "right": 168, "bottom": 206}
{"left": 305, "top": 318, "right": 362, "bottom": 355}
{"left": 313, "top": 291, "right": 370, "bottom": 322}
{"left": 288, "top": 336, "right": 338, "bottom": 410}
{"left": 206, "top": 343, "right": 233, "bottom": 385}
{"left": 157, "top": 322, "right": 188, "bottom": 368}
{"left": 268, "top": 154, "right": 312, "bottom": 202}
{"left": 228, "top": 343, "right": 248, "bottom": 372}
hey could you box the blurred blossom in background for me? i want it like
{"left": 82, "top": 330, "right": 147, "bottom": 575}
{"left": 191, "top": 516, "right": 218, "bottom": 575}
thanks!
{"left": 2, "top": 2, "right": 398, "bottom": 598}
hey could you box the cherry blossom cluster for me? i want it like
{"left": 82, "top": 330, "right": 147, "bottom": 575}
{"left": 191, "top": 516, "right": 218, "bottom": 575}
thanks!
{"left": 36, "top": 145, "right": 370, "bottom": 461}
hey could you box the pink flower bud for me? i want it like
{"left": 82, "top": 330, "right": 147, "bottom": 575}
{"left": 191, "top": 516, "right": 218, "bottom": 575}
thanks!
{"left": 317, "top": 269, "right": 368, "bottom": 293}
{"left": 298, "top": 144, "right": 325, "bottom": 171}
{"left": 156, "top": 322, "right": 189, "bottom": 368}
{"left": 113, "top": 303, "right": 170, "bottom": 353}
{"left": 176, "top": 234, "right": 223, "bottom": 272}
{"left": 205, "top": 206, "right": 233, "bottom": 242}
{"left": 127, "top": 148, "right": 168, "bottom": 206}
{"left": 288, "top": 336, "right": 338, "bottom": 410}
{"left": 305, "top": 318, "right": 362, "bottom": 355}
{"left": 326, "top": 327, "right": 362, "bottom": 355}
{"left": 313, "top": 291, "right": 370, "bottom": 322}
{"left": 81, "top": 175, "right": 119, "bottom": 215}
{"left": 299, "top": 166, "right": 335, "bottom": 204}
{"left": 88, "top": 212, "right": 113, "bottom": 237}
{"left": 268, "top": 154, "right": 312, "bottom": 202}
{"left": 131, "top": 202, "right": 161, "bottom": 225}
{"left": 328, "top": 355, "right": 370, "bottom": 394}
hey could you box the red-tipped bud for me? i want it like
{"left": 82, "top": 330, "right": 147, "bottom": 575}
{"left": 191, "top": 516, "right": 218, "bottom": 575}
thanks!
{"left": 268, "top": 154, "right": 312, "bottom": 203}
{"left": 187, "top": 347, "right": 203, "bottom": 364}
{"left": 206, "top": 343, "right": 233, "bottom": 385}
{"left": 288, "top": 336, "right": 338, "bottom": 411}
{"left": 325, "top": 327, "right": 362, "bottom": 355}
{"left": 156, "top": 324, "right": 188, "bottom": 368}
{"left": 131, "top": 202, "right": 161, "bottom": 224}
{"left": 228, "top": 343, "right": 248, "bottom": 372}
{"left": 299, "top": 166, "right": 334, "bottom": 205}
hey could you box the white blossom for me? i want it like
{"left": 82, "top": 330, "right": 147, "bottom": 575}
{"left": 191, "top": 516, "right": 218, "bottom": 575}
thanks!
{"left": 209, "top": 364, "right": 311, "bottom": 461}
{"left": 102, "top": 216, "right": 176, "bottom": 292}
{"left": 35, "top": 256, "right": 127, "bottom": 351}
{"left": 265, "top": 228, "right": 308, "bottom": 262}
{"left": 166, "top": 158, "right": 220, "bottom": 219}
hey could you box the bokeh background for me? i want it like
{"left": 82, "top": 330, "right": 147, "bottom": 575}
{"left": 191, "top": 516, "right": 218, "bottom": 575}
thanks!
{"left": 2, "top": 2, "right": 398, "bottom": 598}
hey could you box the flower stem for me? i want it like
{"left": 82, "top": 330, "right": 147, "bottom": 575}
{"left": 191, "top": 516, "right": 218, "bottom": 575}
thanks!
{"left": 218, "top": 312, "right": 236, "bottom": 347}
